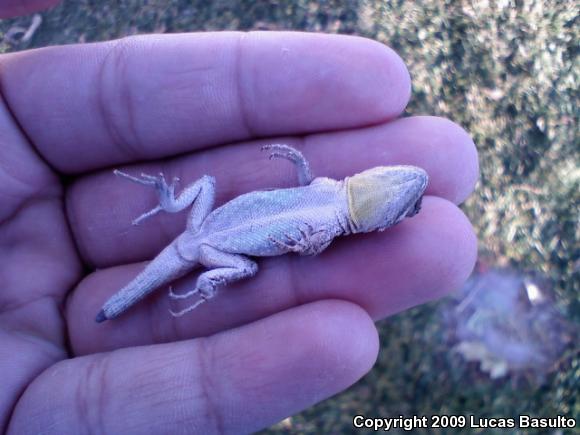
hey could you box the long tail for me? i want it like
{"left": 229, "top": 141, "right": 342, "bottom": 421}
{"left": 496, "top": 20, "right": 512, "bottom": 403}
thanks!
{"left": 96, "top": 241, "right": 197, "bottom": 322}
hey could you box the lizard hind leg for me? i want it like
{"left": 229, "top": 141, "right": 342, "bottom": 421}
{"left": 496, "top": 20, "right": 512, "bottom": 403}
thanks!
{"left": 169, "top": 297, "right": 207, "bottom": 318}
{"left": 113, "top": 169, "right": 215, "bottom": 229}
{"left": 168, "top": 245, "right": 258, "bottom": 317}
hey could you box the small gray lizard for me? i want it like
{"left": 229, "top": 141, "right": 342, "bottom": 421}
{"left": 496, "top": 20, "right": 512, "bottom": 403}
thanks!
{"left": 96, "top": 144, "right": 428, "bottom": 323}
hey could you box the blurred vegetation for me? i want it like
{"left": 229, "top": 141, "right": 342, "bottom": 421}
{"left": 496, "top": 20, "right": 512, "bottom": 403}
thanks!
{"left": 1, "top": 0, "right": 577, "bottom": 433}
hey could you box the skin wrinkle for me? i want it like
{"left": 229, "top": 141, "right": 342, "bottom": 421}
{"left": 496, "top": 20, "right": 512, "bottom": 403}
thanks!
{"left": 209, "top": 146, "right": 252, "bottom": 212}
{"left": 4, "top": 201, "right": 82, "bottom": 307}
{"left": 0, "top": 125, "right": 83, "bottom": 336}
{"left": 1, "top": 139, "right": 74, "bottom": 435}
{"left": 64, "top": 184, "right": 93, "bottom": 269}
{"left": 0, "top": 33, "right": 415, "bottom": 173}
{"left": 97, "top": 38, "right": 144, "bottom": 163}
{"left": 0, "top": 205, "right": 77, "bottom": 434}
{"left": 94, "top": 33, "right": 251, "bottom": 166}
{"left": 234, "top": 33, "right": 256, "bottom": 139}
{"left": 0, "top": 218, "right": 66, "bottom": 314}
{"left": 146, "top": 291, "right": 164, "bottom": 346}
{"left": 0, "top": 159, "right": 60, "bottom": 219}
{"left": 1, "top": 296, "right": 61, "bottom": 340}
{"left": 196, "top": 337, "right": 225, "bottom": 435}
{"left": 170, "top": 347, "right": 197, "bottom": 432}
{"left": 3, "top": 386, "right": 21, "bottom": 433}
{"left": 4, "top": 328, "right": 65, "bottom": 363}
{"left": 75, "top": 356, "right": 108, "bottom": 434}
{"left": 1, "top": 328, "right": 66, "bottom": 434}
{"left": 0, "top": 194, "right": 47, "bottom": 241}
{"left": 0, "top": 89, "right": 60, "bottom": 221}
{"left": 277, "top": 254, "right": 304, "bottom": 308}
{"left": 96, "top": 356, "right": 111, "bottom": 434}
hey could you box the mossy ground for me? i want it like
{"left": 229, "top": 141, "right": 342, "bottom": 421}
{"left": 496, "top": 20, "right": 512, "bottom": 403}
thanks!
{"left": 1, "top": 1, "right": 577, "bottom": 433}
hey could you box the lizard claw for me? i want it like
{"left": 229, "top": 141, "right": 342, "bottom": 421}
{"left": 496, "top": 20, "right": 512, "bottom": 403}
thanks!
{"left": 115, "top": 169, "right": 189, "bottom": 225}
{"left": 114, "top": 169, "right": 164, "bottom": 187}
{"left": 261, "top": 144, "right": 296, "bottom": 158}
{"left": 169, "top": 297, "right": 207, "bottom": 317}
{"left": 168, "top": 285, "right": 200, "bottom": 300}
{"left": 139, "top": 173, "right": 159, "bottom": 182}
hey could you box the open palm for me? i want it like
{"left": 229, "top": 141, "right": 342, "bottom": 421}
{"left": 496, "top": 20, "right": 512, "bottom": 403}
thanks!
{"left": 0, "top": 18, "right": 478, "bottom": 434}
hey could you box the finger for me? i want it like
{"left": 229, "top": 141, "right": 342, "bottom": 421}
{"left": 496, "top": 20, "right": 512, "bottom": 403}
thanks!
{"left": 67, "top": 116, "right": 477, "bottom": 267}
{"left": 67, "top": 196, "right": 476, "bottom": 355}
{"left": 0, "top": 32, "right": 410, "bottom": 172}
{"left": 0, "top": 0, "right": 60, "bottom": 18}
{"left": 11, "top": 301, "right": 378, "bottom": 434}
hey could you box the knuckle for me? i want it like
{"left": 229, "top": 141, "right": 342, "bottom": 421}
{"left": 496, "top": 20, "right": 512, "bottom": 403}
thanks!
{"left": 98, "top": 37, "right": 143, "bottom": 158}
{"left": 74, "top": 355, "right": 112, "bottom": 433}
{"left": 195, "top": 339, "right": 227, "bottom": 434}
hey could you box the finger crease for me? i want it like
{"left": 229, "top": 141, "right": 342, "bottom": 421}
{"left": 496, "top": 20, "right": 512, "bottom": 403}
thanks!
{"left": 196, "top": 337, "right": 226, "bottom": 435}
{"left": 76, "top": 354, "right": 110, "bottom": 434}
{"left": 234, "top": 32, "right": 257, "bottom": 139}
{"left": 97, "top": 38, "right": 142, "bottom": 161}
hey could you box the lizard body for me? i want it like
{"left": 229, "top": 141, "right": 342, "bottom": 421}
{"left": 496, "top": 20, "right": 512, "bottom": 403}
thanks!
{"left": 96, "top": 144, "right": 428, "bottom": 322}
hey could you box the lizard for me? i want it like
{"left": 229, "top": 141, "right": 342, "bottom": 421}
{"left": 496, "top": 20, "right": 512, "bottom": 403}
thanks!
{"left": 95, "top": 144, "right": 428, "bottom": 323}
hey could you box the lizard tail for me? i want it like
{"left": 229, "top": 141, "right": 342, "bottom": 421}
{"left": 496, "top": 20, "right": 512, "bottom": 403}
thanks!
{"left": 96, "top": 241, "right": 197, "bottom": 322}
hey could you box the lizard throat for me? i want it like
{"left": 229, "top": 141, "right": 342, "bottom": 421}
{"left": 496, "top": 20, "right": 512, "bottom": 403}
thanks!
{"left": 345, "top": 176, "right": 380, "bottom": 233}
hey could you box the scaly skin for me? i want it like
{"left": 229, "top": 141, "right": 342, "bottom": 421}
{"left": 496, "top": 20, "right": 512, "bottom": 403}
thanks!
{"left": 97, "top": 144, "right": 428, "bottom": 322}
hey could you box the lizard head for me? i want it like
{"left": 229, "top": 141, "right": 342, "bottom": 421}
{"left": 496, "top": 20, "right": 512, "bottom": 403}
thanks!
{"left": 346, "top": 165, "right": 428, "bottom": 233}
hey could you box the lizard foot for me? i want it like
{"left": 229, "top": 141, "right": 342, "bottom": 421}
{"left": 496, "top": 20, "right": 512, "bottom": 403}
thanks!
{"left": 168, "top": 276, "right": 222, "bottom": 300}
{"left": 169, "top": 297, "right": 207, "bottom": 317}
{"left": 168, "top": 285, "right": 199, "bottom": 300}
{"left": 114, "top": 169, "right": 181, "bottom": 225}
{"left": 114, "top": 169, "right": 179, "bottom": 190}
{"left": 168, "top": 279, "right": 219, "bottom": 317}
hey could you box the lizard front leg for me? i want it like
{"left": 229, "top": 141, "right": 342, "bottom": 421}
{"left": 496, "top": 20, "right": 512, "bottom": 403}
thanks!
{"left": 169, "top": 245, "right": 257, "bottom": 317}
{"left": 269, "top": 223, "right": 334, "bottom": 256}
{"left": 262, "top": 144, "right": 314, "bottom": 186}
{"left": 114, "top": 170, "right": 215, "bottom": 230}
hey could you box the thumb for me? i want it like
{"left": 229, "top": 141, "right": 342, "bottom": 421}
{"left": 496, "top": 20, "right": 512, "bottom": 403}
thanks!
{"left": 8, "top": 300, "right": 378, "bottom": 434}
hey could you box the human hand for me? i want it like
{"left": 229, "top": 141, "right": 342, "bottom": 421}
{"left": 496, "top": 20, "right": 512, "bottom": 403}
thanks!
{"left": 0, "top": 25, "right": 478, "bottom": 434}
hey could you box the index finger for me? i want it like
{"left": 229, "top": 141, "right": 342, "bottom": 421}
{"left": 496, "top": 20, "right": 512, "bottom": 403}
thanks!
{"left": 0, "top": 32, "right": 410, "bottom": 173}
